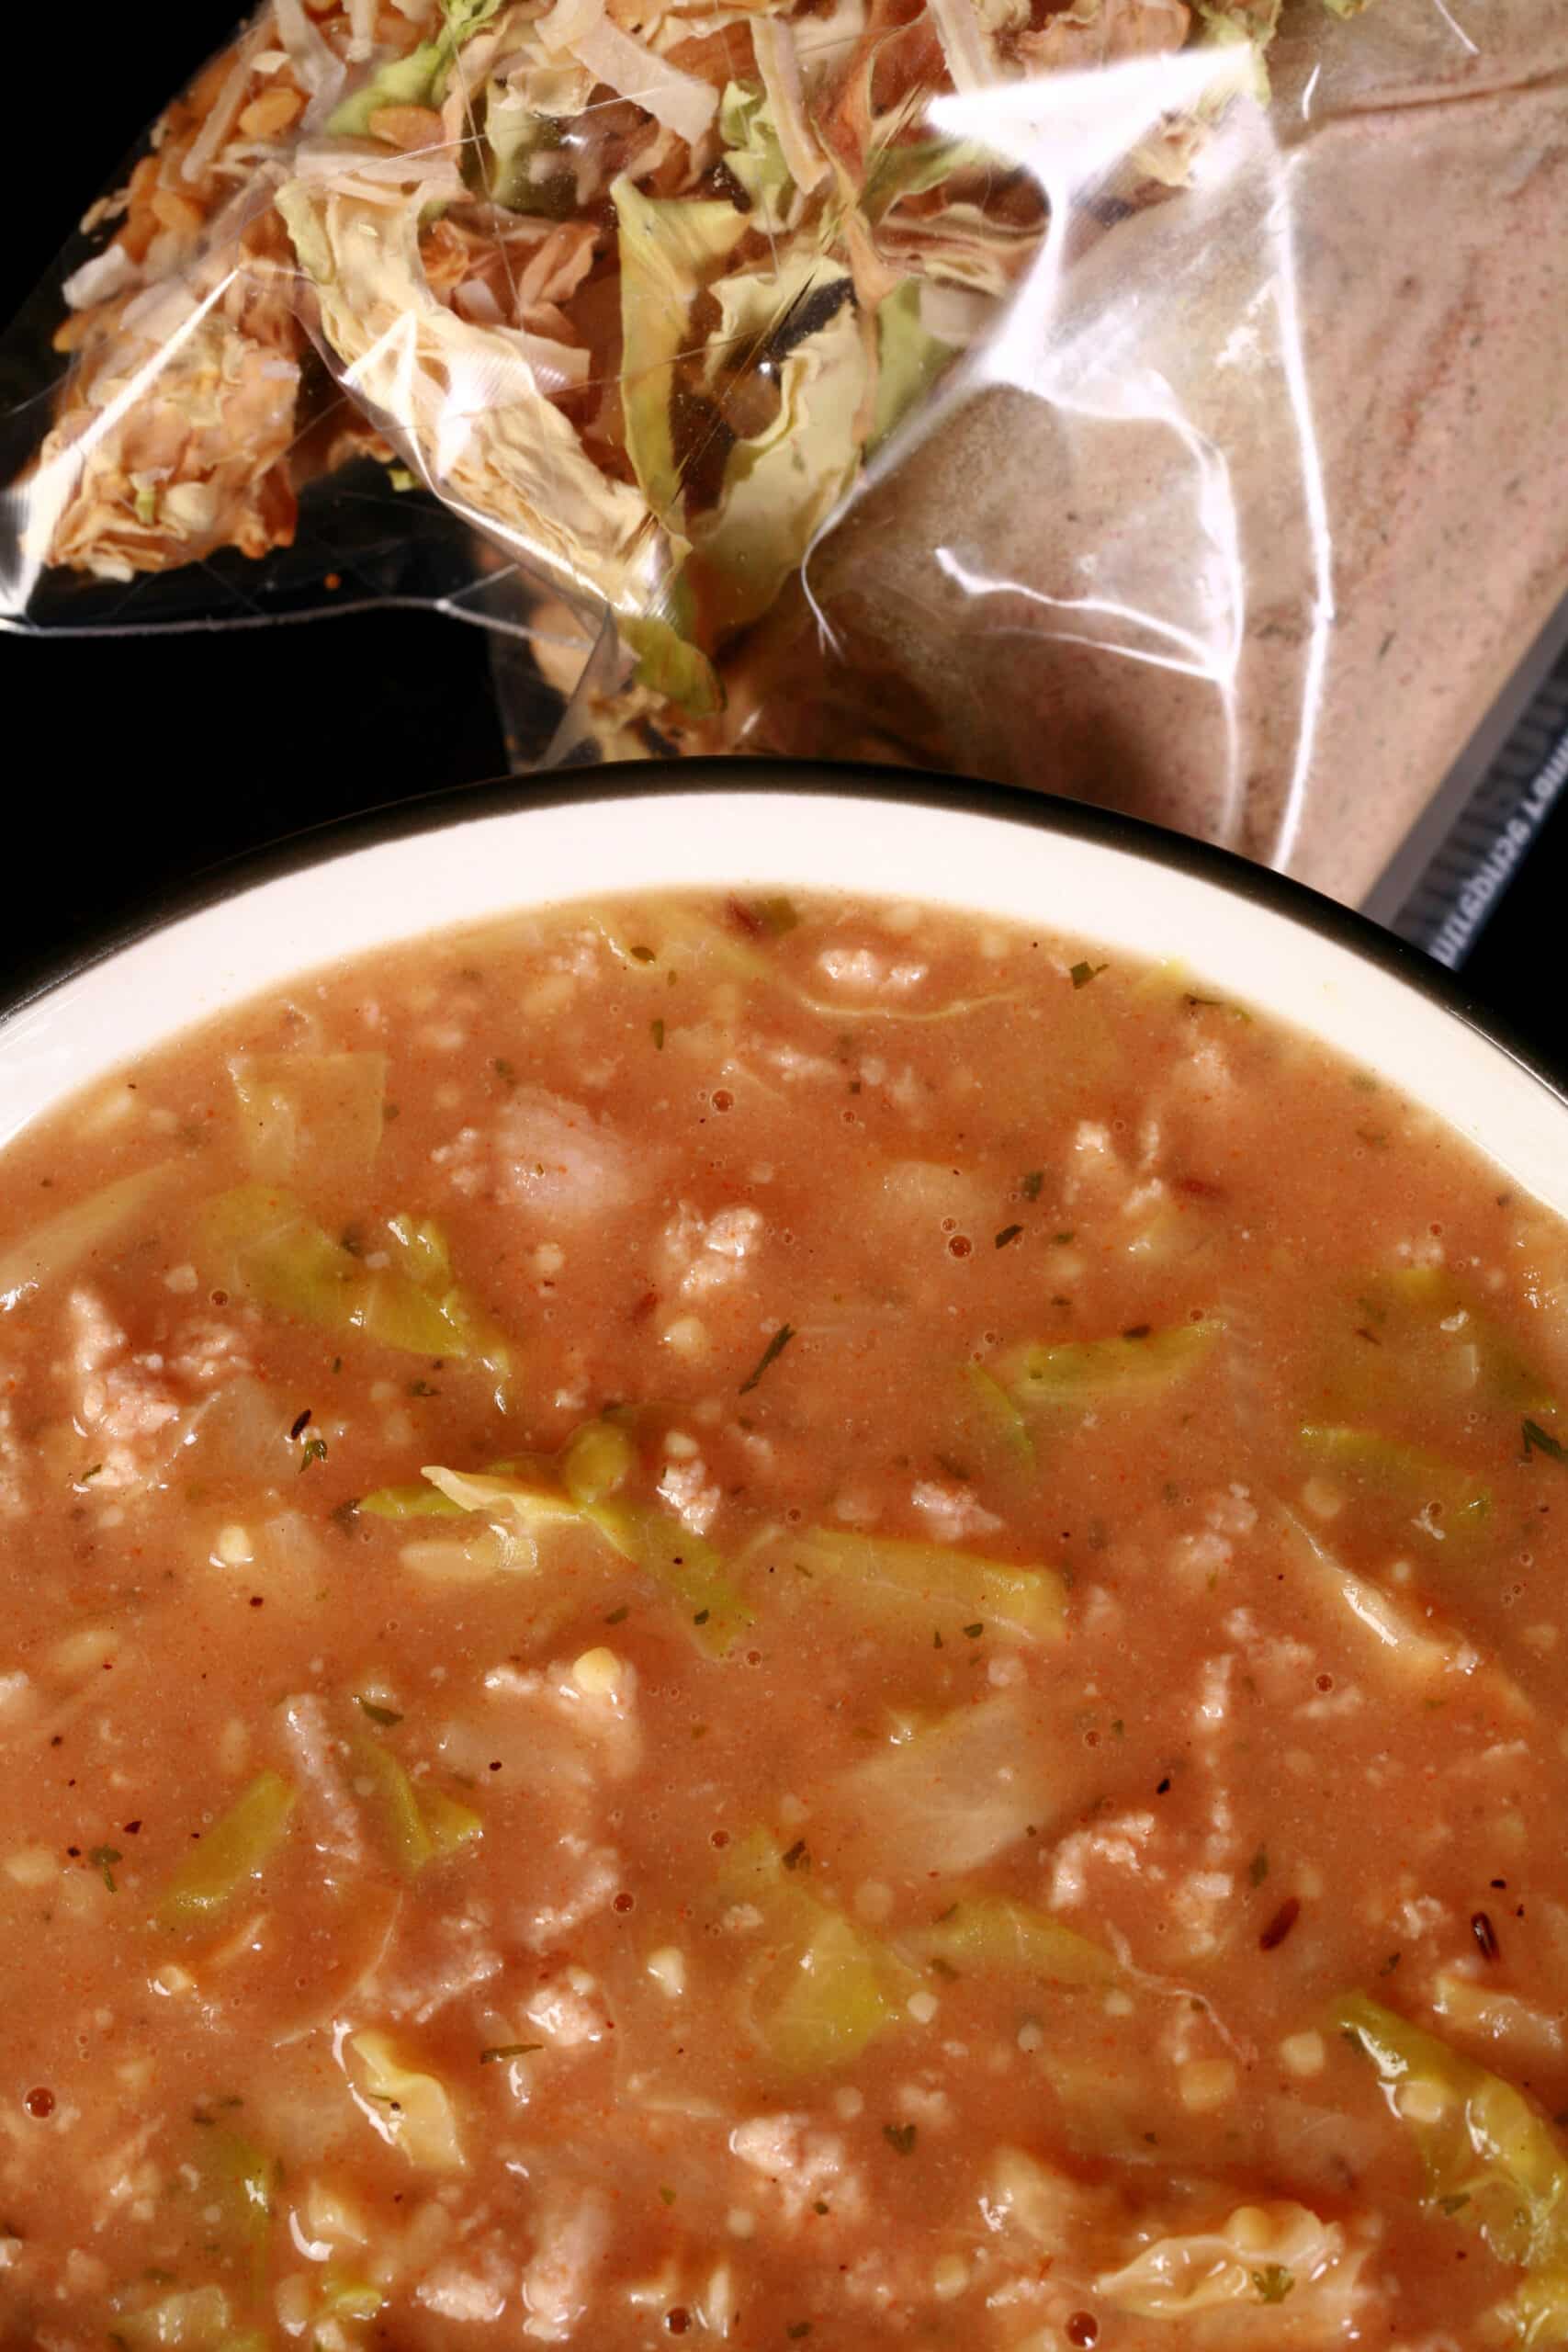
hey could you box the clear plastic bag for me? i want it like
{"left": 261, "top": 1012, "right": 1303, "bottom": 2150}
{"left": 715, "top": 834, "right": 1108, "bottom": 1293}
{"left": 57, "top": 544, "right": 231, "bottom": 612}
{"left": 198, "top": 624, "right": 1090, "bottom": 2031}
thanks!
{"left": 3, "top": 0, "right": 1564, "bottom": 896}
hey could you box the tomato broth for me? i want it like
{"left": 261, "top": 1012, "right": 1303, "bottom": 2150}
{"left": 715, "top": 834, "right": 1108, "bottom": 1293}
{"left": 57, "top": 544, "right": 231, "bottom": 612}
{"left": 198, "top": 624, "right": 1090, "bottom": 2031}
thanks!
{"left": 1, "top": 891, "right": 1565, "bottom": 2350}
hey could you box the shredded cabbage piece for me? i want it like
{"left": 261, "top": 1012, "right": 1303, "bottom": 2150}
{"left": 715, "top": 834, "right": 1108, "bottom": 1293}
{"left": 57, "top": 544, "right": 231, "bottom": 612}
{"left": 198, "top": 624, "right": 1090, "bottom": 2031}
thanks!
{"left": 1298, "top": 1423, "right": 1491, "bottom": 1543}
{"left": 1330, "top": 1264, "right": 1555, "bottom": 1419}
{"left": 585, "top": 1500, "right": 754, "bottom": 1657}
{"left": 276, "top": 173, "right": 667, "bottom": 631}
{"left": 1280, "top": 1510, "right": 1523, "bottom": 1705}
{"left": 688, "top": 255, "right": 870, "bottom": 636}
{"left": 420, "top": 1442, "right": 751, "bottom": 1655}
{"left": 1095, "top": 2200, "right": 1347, "bottom": 2316}
{"left": 871, "top": 280, "right": 960, "bottom": 454}
{"left": 0, "top": 1163, "right": 175, "bottom": 1314}
{"left": 1335, "top": 1993, "right": 1568, "bottom": 2335}
{"left": 927, "top": 0, "right": 998, "bottom": 90}
{"left": 769, "top": 1526, "right": 1066, "bottom": 1641}
{"left": 421, "top": 1459, "right": 578, "bottom": 1527}
{"left": 586, "top": 899, "right": 773, "bottom": 982}
{"left": 154, "top": 1771, "right": 298, "bottom": 1931}
{"left": 567, "top": 18, "right": 718, "bottom": 144}
{"left": 1430, "top": 1973, "right": 1566, "bottom": 2068}
{"left": 360, "top": 1478, "right": 468, "bottom": 1521}
{"left": 116, "top": 2285, "right": 237, "bottom": 2350}
{"left": 1279, "top": 1514, "right": 1495, "bottom": 1683}
{"left": 827, "top": 1695, "right": 1059, "bottom": 1876}
{"left": 721, "top": 1834, "right": 909, "bottom": 2075}
{"left": 956, "top": 1361, "right": 1037, "bottom": 1480}
{"left": 612, "top": 176, "right": 748, "bottom": 537}
{"left": 716, "top": 83, "right": 802, "bottom": 233}
{"left": 187, "top": 2127, "right": 279, "bottom": 2293}
{"left": 1006, "top": 1320, "right": 1222, "bottom": 1408}
{"left": 904, "top": 1894, "right": 1116, "bottom": 1985}
{"left": 229, "top": 1052, "right": 388, "bottom": 1190}
{"left": 749, "top": 24, "right": 828, "bottom": 193}
{"left": 346, "top": 2030, "right": 466, "bottom": 2171}
{"left": 197, "top": 1185, "right": 512, "bottom": 1378}
{"left": 351, "top": 1725, "right": 482, "bottom": 1876}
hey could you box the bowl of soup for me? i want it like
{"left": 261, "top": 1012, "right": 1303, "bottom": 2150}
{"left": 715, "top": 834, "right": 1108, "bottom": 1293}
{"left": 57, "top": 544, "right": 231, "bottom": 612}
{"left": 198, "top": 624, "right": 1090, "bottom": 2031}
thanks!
{"left": 3, "top": 766, "right": 1567, "bottom": 2352}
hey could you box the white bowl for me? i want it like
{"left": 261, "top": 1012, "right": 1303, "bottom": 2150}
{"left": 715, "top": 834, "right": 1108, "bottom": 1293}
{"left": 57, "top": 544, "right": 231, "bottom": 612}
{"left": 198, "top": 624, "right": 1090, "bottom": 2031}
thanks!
{"left": 2, "top": 765, "right": 1563, "bottom": 1210}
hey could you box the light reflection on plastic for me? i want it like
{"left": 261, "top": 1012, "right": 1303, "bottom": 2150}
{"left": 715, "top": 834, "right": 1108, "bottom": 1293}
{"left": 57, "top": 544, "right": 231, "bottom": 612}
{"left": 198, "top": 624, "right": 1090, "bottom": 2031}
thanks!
{"left": 818, "top": 44, "right": 1339, "bottom": 866}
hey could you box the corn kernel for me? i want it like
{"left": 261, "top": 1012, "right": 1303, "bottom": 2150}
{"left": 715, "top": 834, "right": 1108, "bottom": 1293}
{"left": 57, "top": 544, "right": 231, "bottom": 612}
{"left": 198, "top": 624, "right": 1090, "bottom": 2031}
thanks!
{"left": 1280, "top": 2030, "right": 1326, "bottom": 2078}
{"left": 1179, "top": 2059, "right": 1238, "bottom": 2112}
{"left": 661, "top": 1315, "right": 709, "bottom": 1359}
{"left": 570, "top": 1647, "right": 623, "bottom": 1697}
{"left": 646, "top": 1947, "right": 686, "bottom": 1998}
{"left": 237, "top": 86, "right": 305, "bottom": 139}
{"left": 51, "top": 1626, "right": 118, "bottom": 1678}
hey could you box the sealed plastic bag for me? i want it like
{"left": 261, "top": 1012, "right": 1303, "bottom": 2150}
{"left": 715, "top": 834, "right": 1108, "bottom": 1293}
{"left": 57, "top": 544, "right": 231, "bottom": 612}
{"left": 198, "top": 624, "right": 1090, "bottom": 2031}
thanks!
{"left": 0, "top": 0, "right": 1060, "bottom": 684}
{"left": 721, "top": 0, "right": 1568, "bottom": 902}
{"left": 3, "top": 0, "right": 1564, "bottom": 901}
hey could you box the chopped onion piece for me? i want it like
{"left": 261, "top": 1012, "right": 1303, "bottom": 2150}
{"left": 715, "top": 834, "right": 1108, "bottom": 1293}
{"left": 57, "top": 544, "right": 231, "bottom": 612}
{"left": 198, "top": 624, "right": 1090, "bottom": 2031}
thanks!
{"left": 539, "top": 0, "right": 607, "bottom": 51}
{"left": 751, "top": 19, "right": 828, "bottom": 192}
{"left": 291, "top": 140, "right": 468, "bottom": 203}
{"left": 347, "top": 0, "right": 378, "bottom": 62}
{"left": 181, "top": 27, "right": 267, "bottom": 187}
{"left": 275, "top": 0, "right": 349, "bottom": 111}
{"left": 508, "top": 331, "right": 593, "bottom": 392}
{"left": 440, "top": 27, "right": 508, "bottom": 146}
{"left": 566, "top": 19, "right": 718, "bottom": 147}
{"left": 62, "top": 247, "right": 141, "bottom": 311}
{"left": 928, "top": 0, "right": 996, "bottom": 91}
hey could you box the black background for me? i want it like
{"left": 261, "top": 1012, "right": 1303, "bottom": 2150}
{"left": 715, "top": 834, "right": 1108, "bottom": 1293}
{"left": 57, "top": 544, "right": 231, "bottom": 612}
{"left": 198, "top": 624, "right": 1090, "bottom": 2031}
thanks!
{"left": 3, "top": 12, "right": 1562, "bottom": 1056}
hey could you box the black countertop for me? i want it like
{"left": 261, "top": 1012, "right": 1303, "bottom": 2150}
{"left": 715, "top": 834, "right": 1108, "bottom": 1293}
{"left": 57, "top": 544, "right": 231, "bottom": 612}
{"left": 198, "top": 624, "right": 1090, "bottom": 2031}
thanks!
{"left": 4, "top": 613, "right": 1560, "bottom": 1065}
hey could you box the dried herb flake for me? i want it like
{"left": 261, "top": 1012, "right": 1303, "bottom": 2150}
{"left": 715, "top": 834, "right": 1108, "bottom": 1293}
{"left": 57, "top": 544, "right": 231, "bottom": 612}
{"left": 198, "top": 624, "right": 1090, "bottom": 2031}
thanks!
{"left": 88, "top": 1844, "right": 122, "bottom": 1894}
{"left": 739, "top": 1323, "right": 795, "bottom": 1396}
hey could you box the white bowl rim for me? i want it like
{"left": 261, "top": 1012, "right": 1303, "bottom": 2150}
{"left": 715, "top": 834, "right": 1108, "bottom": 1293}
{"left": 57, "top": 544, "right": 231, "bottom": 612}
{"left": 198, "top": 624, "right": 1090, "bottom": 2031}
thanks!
{"left": 2, "top": 758, "right": 1563, "bottom": 1191}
